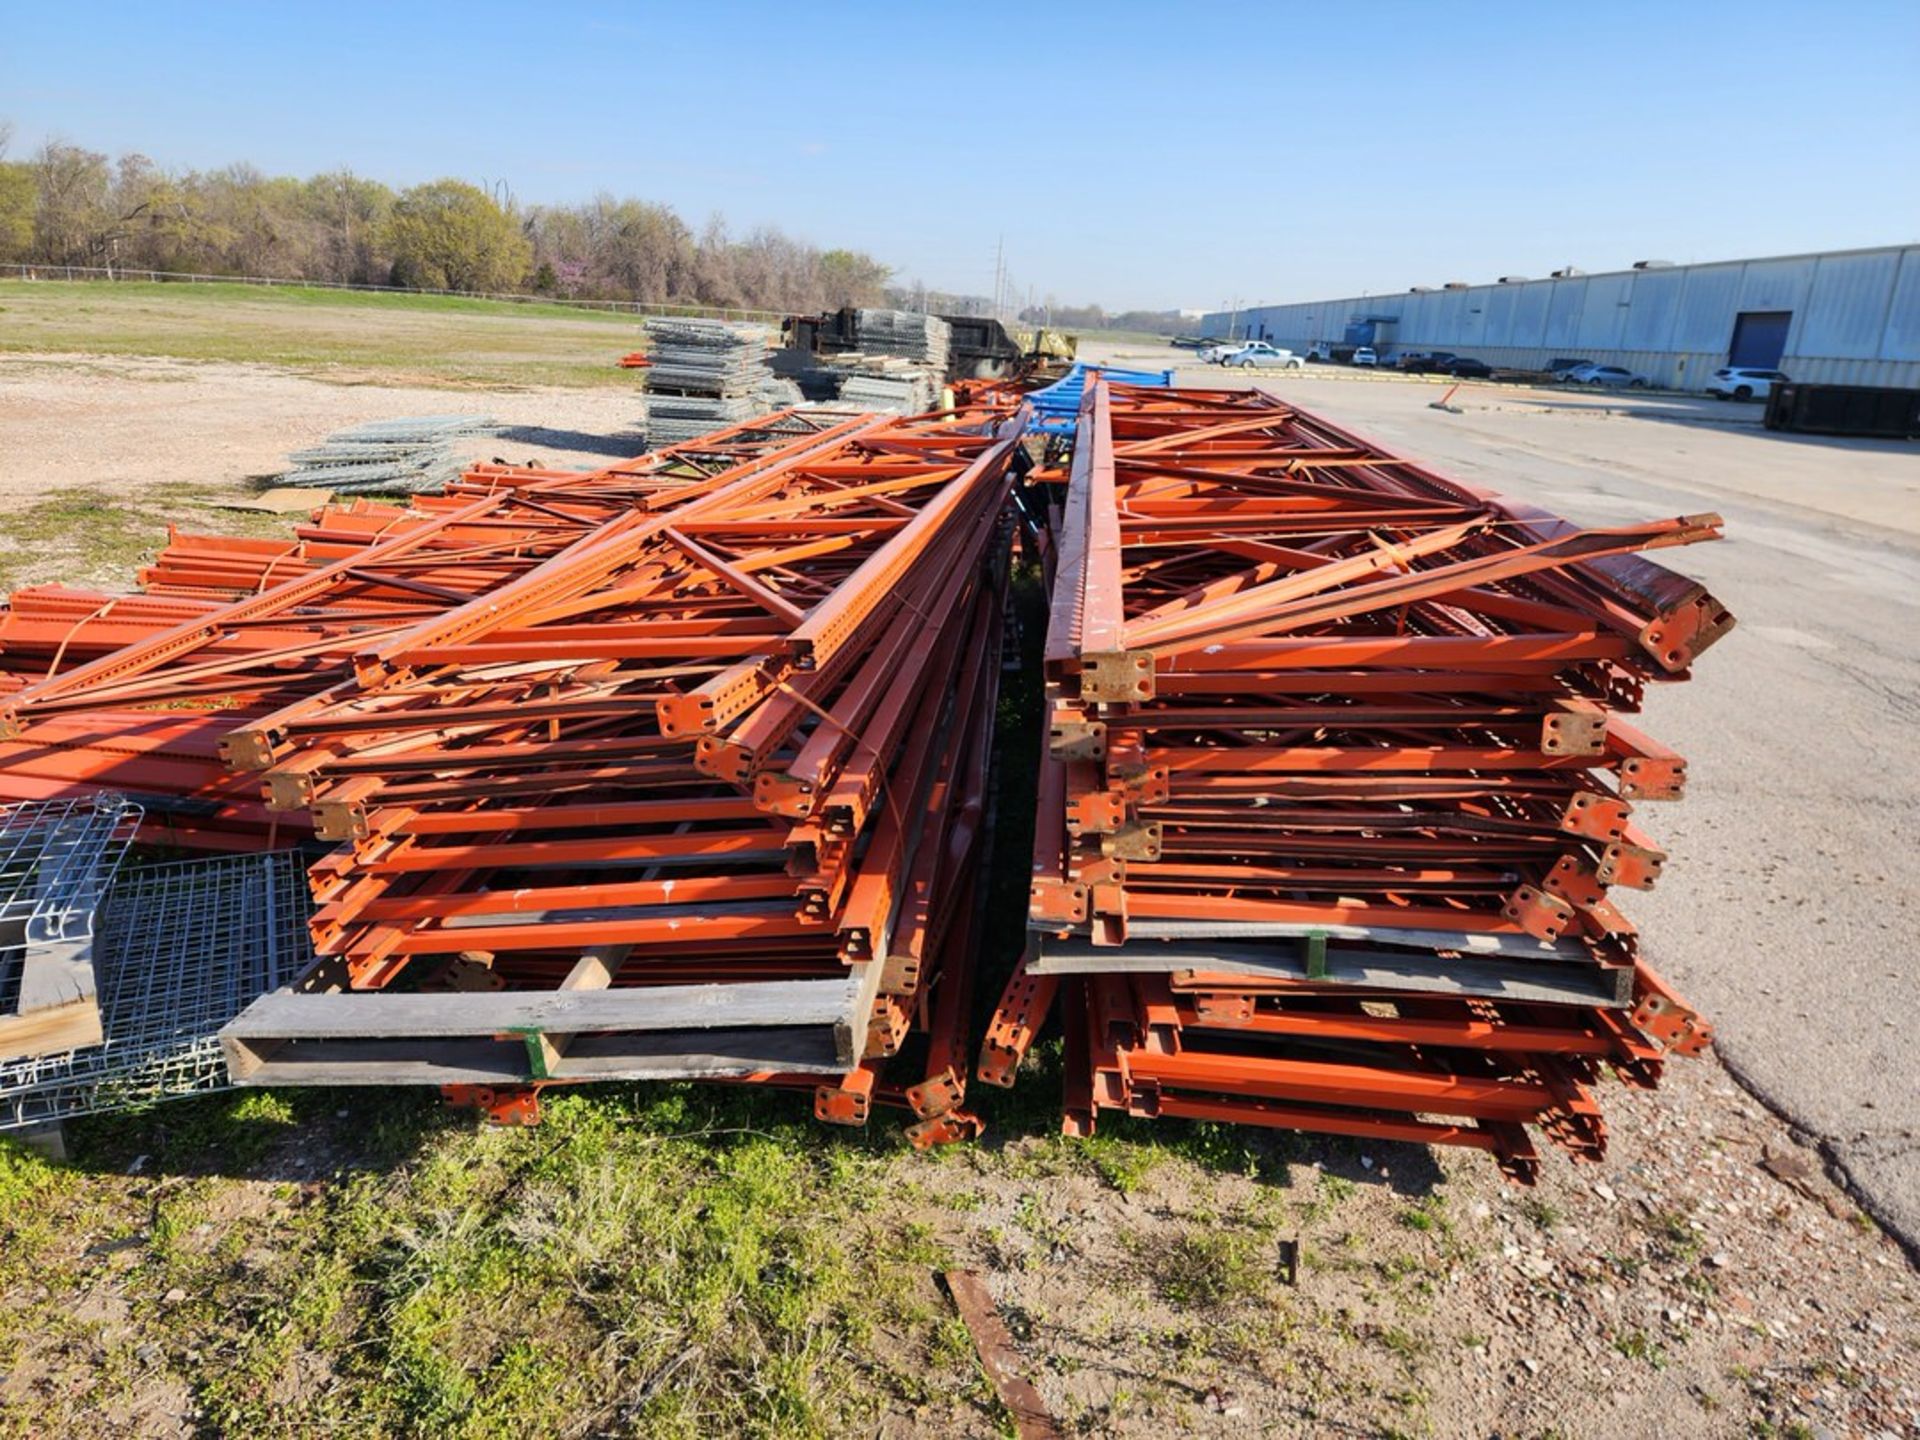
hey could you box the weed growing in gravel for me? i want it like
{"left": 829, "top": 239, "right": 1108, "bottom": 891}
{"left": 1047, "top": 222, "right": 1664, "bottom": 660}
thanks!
{"left": 1614, "top": 1328, "right": 1670, "bottom": 1369}
{"left": 1147, "top": 1229, "right": 1274, "bottom": 1308}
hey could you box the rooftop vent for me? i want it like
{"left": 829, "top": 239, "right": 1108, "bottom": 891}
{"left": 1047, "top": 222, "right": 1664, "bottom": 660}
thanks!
{"left": 1408, "top": 285, "right": 1435, "bottom": 293}
{"left": 1551, "top": 266, "right": 1585, "bottom": 278}
{"left": 1497, "top": 275, "right": 1530, "bottom": 284}
{"left": 1442, "top": 281, "right": 1470, "bottom": 290}
{"left": 1633, "top": 259, "right": 1675, "bottom": 270}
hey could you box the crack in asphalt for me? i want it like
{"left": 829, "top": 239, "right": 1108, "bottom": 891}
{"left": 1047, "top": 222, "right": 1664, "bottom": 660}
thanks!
{"left": 1712, "top": 1033, "right": 1920, "bottom": 1265}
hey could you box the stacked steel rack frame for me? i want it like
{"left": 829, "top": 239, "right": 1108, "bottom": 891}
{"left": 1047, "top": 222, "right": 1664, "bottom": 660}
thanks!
{"left": 0, "top": 378, "right": 1737, "bottom": 1167}
{"left": 213, "top": 405, "right": 1026, "bottom": 1117}
{"left": 3, "top": 407, "right": 1021, "bottom": 1152}
{"left": 0, "top": 409, "right": 868, "bottom": 849}
{"left": 0, "top": 401, "right": 1024, "bottom": 1137}
{"left": 979, "top": 380, "right": 1732, "bottom": 1180}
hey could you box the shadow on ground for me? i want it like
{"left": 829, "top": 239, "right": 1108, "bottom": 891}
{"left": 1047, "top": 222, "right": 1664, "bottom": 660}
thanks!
{"left": 492, "top": 423, "right": 649, "bottom": 458}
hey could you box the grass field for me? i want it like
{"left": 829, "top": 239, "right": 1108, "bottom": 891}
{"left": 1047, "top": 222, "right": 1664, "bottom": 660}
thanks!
{"left": 0, "top": 281, "right": 655, "bottom": 389}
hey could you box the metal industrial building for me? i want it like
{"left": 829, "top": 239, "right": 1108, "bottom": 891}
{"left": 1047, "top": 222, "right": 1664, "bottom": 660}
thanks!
{"left": 1199, "top": 245, "right": 1920, "bottom": 391}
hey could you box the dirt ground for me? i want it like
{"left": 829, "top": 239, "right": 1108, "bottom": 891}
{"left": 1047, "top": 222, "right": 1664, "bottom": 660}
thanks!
{"left": 0, "top": 338, "right": 1915, "bottom": 1438}
{"left": 0, "top": 352, "right": 650, "bottom": 513}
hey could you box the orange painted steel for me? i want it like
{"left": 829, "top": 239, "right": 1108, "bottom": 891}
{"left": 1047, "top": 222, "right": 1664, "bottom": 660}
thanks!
{"left": 982, "top": 379, "right": 1732, "bottom": 1177}
{"left": 0, "top": 409, "right": 873, "bottom": 848}
{"left": 0, "top": 397, "right": 1028, "bottom": 1140}
{"left": 2, "top": 372, "right": 1738, "bottom": 1161}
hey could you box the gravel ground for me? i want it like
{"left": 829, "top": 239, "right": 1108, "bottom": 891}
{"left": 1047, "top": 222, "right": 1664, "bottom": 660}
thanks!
{"left": 932, "top": 1059, "right": 1920, "bottom": 1438}
{"left": 0, "top": 352, "right": 651, "bottom": 511}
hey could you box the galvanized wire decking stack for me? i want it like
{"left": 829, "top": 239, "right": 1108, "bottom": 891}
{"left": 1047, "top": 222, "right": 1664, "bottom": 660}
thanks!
{"left": 278, "top": 415, "right": 503, "bottom": 495}
{"left": 0, "top": 797, "right": 141, "bottom": 1059}
{"left": 855, "top": 309, "right": 951, "bottom": 373}
{"left": 980, "top": 380, "right": 1732, "bottom": 1180}
{"left": 820, "top": 310, "right": 952, "bottom": 414}
{"left": 642, "top": 319, "right": 777, "bottom": 447}
{"left": 0, "top": 851, "right": 312, "bottom": 1128}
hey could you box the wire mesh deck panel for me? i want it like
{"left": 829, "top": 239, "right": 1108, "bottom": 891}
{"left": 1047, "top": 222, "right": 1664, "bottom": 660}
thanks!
{"left": 0, "top": 796, "right": 142, "bottom": 945}
{"left": 0, "top": 851, "right": 315, "bottom": 1128}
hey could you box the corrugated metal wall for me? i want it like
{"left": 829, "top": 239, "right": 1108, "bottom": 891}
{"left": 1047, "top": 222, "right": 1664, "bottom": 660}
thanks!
{"left": 1200, "top": 247, "right": 1920, "bottom": 391}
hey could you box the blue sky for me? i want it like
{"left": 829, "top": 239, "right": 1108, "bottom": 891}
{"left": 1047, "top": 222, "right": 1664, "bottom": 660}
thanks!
{"left": 3, "top": 1, "right": 1915, "bottom": 310}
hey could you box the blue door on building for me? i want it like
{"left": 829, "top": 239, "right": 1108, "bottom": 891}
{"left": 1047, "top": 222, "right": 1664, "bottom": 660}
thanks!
{"left": 1728, "top": 311, "right": 1792, "bottom": 368}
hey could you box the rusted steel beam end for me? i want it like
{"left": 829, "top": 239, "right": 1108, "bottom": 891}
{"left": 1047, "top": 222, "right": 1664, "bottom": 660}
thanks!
{"left": 1028, "top": 880, "right": 1088, "bottom": 927}
{"left": 442, "top": 1083, "right": 543, "bottom": 1127}
{"left": 1100, "top": 822, "right": 1162, "bottom": 863}
{"left": 1047, "top": 714, "right": 1106, "bottom": 762}
{"left": 753, "top": 770, "right": 814, "bottom": 819}
{"left": 1065, "top": 791, "right": 1126, "bottom": 836}
{"left": 814, "top": 1069, "right": 875, "bottom": 1126}
{"left": 1632, "top": 968, "right": 1715, "bottom": 1056}
{"left": 263, "top": 768, "right": 316, "bottom": 812}
{"left": 1618, "top": 754, "right": 1687, "bottom": 801}
{"left": 1077, "top": 649, "right": 1155, "bottom": 703}
{"left": 1502, "top": 884, "right": 1576, "bottom": 943}
{"left": 1541, "top": 701, "right": 1608, "bottom": 756}
{"left": 218, "top": 726, "right": 282, "bottom": 772}
{"left": 1639, "top": 587, "right": 1737, "bottom": 673}
{"left": 905, "top": 1068, "right": 965, "bottom": 1119}
{"left": 906, "top": 1109, "right": 983, "bottom": 1148}
{"left": 1559, "top": 790, "right": 1632, "bottom": 840}
{"left": 654, "top": 691, "right": 717, "bottom": 736}
{"left": 1597, "top": 840, "right": 1666, "bottom": 889}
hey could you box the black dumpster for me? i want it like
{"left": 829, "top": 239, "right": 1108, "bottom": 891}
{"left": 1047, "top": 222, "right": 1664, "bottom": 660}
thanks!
{"left": 1764, "top": 382, "right": 1920, "bottom": 439}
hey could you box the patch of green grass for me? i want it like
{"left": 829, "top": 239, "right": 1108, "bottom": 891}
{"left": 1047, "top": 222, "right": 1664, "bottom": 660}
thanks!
{"left": 1645, "top": 1207, "right": 1703, "bottom": 1261}
{"left": 1373, "top": 1325, "right": 1431, "bottom": 1363}
{"left": 1085, "top": 1135, "right": 1160, "bottom": 1194}
{"left": 1614, "top": 1328, "right": 1669, "bottom": 1369}
{"left": 0, "top": 280, "right": 657, "bottom": 389}
{"left": 0, "top": 486, "right": 157, "bottom": 592}
{"left": 1397, "top": 1196, "right": 1449, "bottom": 1235}
{"left": 0, "top": 1084, "right": 1004, "bottom": 1439}
{"left": 1, "top": 279, "right": 661, "bottom": 322}
{"left": 0, "top": 482, "right": 305, "bottom": 593}
{"left": 1298, "top": 1170, "right": 1358, "bottom": 1223}
{"left": 1521, "top": 1197, "right": 1561, "bottom": 1230}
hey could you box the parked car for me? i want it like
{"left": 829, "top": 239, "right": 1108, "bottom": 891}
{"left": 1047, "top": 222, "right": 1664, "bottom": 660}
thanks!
{"left": 1197, "top": 340, "right": 1245, "bottom": 364}
{"left": 1224, "top": 341, "right": 1305, "bottom": 371}
{"left": 1571, "top": 364, "right": 1650, "bottom": 388}
{"left": 1306, "top": 344, "right": 1332, "bottom": 363}
{"left": 1546, "top": 358, "right": 1593, "bottom": 380}
{"left": 1706, "top": 366, "right": 1788, "bottom": 401}
{"left": 1397, "top": 351, "right": 1457, "bottom": 373}
{"left": 1350, "top": 347, "right": 1378, "bottom": 367}
{"left": 1445, "top": 357, "right": 1494, "bottom": 379}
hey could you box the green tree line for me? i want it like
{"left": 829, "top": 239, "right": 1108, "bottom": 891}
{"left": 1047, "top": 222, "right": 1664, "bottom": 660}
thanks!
{"left": 0, "top": 128, "right": 894, "bottom": 312}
